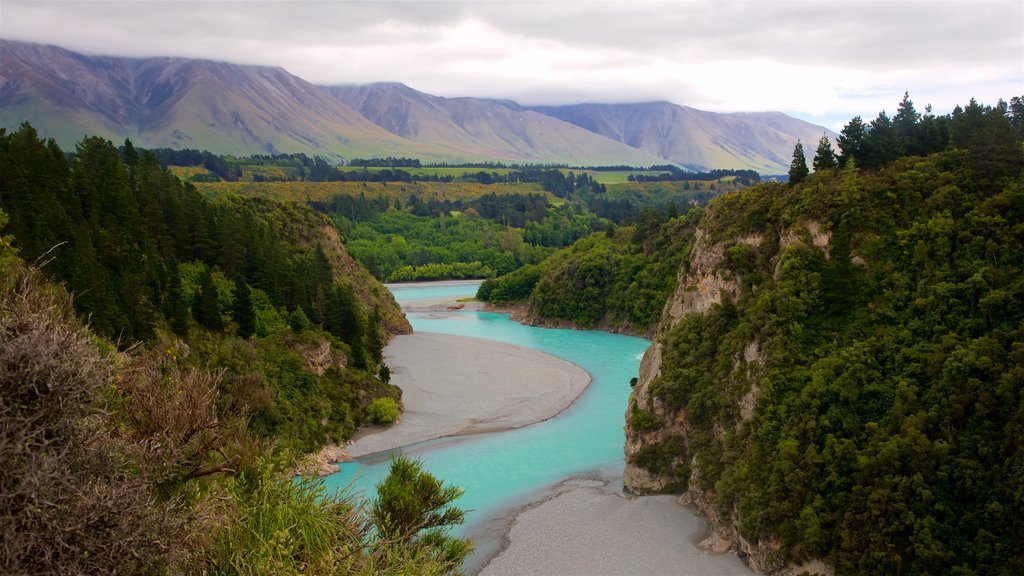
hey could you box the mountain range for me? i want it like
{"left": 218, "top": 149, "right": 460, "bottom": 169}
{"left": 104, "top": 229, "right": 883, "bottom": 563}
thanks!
{"left": 1, "top": 40, "right": 834, "bottom": 173}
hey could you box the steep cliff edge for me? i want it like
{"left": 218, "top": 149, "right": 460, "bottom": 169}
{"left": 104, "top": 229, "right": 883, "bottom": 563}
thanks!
{"left": 623, "top": 153, "right": 1024, "bottom": 575}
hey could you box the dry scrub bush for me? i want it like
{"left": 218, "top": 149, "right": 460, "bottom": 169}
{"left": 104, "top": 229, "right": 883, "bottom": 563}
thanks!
{"left": 0, "top": 261, "right": 185, "bottom": 575}
{"left": 117, "top": 359, "right": 264, "bottom": 495}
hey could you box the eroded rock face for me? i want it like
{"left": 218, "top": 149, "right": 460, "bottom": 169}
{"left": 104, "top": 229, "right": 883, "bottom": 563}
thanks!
{"left": 624, "top": 225, "right": 745, "bottom": 494}
{"left": 623, "top": 217, "right": 834, "bottom": 575}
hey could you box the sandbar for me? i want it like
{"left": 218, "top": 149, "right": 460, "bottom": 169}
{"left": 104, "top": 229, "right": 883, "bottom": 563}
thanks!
{"left": 344, "top": 331, "right": 591, "bottom": 457}
{"left": 477, "top": 469, "right": 755, "bottom": 576}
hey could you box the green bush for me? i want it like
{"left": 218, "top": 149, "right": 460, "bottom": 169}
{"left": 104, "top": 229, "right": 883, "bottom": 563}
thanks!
{"left": 366, "top": 397, "right": 400, "bottom": 425}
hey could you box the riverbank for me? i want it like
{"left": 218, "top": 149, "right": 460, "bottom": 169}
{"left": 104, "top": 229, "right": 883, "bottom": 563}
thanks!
{"left": 343, "top": 331, "right": 591, "bottom": 457}
{"left": 476, "top": 468, "right": 755, "bottom": 576}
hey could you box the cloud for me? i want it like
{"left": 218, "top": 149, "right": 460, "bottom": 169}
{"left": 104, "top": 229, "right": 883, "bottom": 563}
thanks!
{"left": 2, "top": 0, "right": 1020, "bottom": 130}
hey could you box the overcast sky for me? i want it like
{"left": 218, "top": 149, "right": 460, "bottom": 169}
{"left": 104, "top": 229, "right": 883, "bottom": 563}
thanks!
{"left": 3, "top": 0, "right": 1022, "bottom": 129}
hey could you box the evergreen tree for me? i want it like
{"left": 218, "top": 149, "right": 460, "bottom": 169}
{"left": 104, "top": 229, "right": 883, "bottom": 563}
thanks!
{"left": 788, "top": 140, "right": 809, "bottom": 184}
{"left": 371, "top": 454, "right": 472, "bottom": 567}
{"left": 165, "top": 260, "right": 189, "bottom": 338}
{"left": 893, "top": 91, "right": 922, "bottom": 156}
{"left": 232, "top": 276, "right": 256, "bottom": 339}
{"left": 193, "top": 268, "right": 223, "bottom": 332}
{"left": 327, "top": 283, "right": 366, "bottom": 369}
{"left": 365, "top": 307, "right": 384, "bottom": 365}
{"left": 812, "top": 134, "right": 838, "bottom": 171}
{"left": 861, "top": 110, "right": 902, "bottom": 167}
{"left": 838, "top": 116, "right": 867, "bottom": 166}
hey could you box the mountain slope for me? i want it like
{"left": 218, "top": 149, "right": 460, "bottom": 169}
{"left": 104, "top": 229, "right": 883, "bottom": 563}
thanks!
{"left": 2, "top": 40, "right": 836, "bottom": 169}
{"left": 0, "top": 41, "right": 434, "bottom": 159}
{"left": 530, "top": 102, "right": 835, "bottom": 173}
{"left": 322, "top": 83, "right": 668, "bottom": 166}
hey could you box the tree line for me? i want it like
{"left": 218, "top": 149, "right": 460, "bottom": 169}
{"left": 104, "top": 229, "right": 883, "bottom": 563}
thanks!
{"left": 787, "top": 93, "right": 1023, "bottom": 184}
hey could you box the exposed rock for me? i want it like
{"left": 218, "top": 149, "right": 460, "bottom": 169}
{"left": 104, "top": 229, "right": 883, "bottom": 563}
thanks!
{"left": 294, "top": 443, "right": 353, "bottom": 477}
{"left": 300, "top": 339, "right": 345, "bottom": 375}
{"left": 803, "top": 220, "right": 831, "bottom": 257}
{"left": 737, "top": 381, "right": 759, "bottom": 423}
{"left": 624, "top": 213, "right": 834, "bottom": 575}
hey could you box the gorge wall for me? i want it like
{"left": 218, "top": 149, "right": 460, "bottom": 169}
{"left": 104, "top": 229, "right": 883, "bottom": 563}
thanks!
{"left": 622, "top": 154, "right": 1024, "bottom": 575}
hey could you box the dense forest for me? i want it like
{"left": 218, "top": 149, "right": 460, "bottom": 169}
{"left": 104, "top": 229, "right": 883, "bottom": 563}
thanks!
{"left": 323, "top": 191, "right": 605, "bottom": 281}
{"left": 623, "top": 95, "right": 1023, "bottom": 574}
{"left": 477, "top": 206, "right": 700, "bottom": 336}
{"left": 0, "top": 123, "right": 422, "bottom": 452}
{"left": 0, "top": 125, "right": 473, "bottom": 573}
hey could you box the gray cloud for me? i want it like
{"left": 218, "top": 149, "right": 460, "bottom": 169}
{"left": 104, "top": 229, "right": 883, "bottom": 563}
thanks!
{"left": 2, "top": 0, "right": 1021, "bottom": 129}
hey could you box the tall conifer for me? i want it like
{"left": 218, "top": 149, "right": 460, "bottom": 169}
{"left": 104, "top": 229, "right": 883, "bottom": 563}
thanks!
{"left": 788, "top": 140, "right": 809, "bottom": 184}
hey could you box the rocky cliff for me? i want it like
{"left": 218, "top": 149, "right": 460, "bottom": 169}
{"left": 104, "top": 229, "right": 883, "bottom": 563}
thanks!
{"left": 624, "top": 213, "right": 831, "bottom": 574}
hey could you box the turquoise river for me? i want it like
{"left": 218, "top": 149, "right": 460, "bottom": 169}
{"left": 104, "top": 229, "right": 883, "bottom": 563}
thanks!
{"left": 324, "top": 281, "right": 650, "bottom": 563}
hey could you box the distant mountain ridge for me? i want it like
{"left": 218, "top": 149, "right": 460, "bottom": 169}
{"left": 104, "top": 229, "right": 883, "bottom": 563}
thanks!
{"left": 1, "top": 40, "right": 834, "bottom": 172}
{"left": 321, "top": 83, "right": 667, "bottom": 166}
{"left": 528, "top": 102, "right": 835, "bottom": 173}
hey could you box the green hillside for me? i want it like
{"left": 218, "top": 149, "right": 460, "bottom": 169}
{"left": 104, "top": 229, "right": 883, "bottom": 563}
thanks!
{"left": 622, "top": 97, "right": 1024, "bottom": 574}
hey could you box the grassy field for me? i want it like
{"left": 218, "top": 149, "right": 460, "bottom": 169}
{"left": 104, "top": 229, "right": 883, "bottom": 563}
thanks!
{"left": 194, "top": 180, "right": 551, "bottom": 202}
{"left": 334, "top": 166, "right": 674, "bottom": 185}
{"left": 167, "top": 165, "right": 215, "bottom": 180}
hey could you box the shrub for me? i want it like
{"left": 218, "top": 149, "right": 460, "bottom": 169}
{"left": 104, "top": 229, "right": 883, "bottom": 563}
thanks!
{"left": 0, "top": 261, "right": 185, "bottom": 574}
{"left": 366, "top": 397, "right": 399, "bottom": 425}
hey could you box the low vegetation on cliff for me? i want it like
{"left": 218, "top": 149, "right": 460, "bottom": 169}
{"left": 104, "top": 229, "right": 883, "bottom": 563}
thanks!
{"left": 626, "top": 96, "right": 1023, "bottom": 574}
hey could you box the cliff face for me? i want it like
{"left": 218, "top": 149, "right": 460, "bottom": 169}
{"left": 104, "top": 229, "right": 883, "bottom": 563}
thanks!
{"left": 624, "top": 206, "right": 833, "bottom": 574}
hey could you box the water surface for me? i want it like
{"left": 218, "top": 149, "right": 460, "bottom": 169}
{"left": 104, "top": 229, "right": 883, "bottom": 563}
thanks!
{"left": 327, "top": 285, "right": 648, "bottom": 536}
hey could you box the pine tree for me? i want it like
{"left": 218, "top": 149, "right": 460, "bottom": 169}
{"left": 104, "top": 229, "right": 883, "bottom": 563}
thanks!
{"left": 893, "top": 91, "right": 922, "bottom": 156}
{"left": 193, "top": 268, "right": 223, "bottom": 332}
{"left": 165, "top": 260, "right": 189, "bottom": 338}
{"left": 327, "top": 284, "right": 366, "bottom": 370}
{"left": 812, "top": 134, "right": 838, "bottom": 171}
{"left": 838, "top": 116, "right": 867, "bottom": 166}
{"left": 232, "top": 276, "right": 256, "bottom": 339}
{"left": 365, "top": 306, "right": 384, "bottom": 365}
{"left": 788, "top": 140, "right": 809, "bottom": 185}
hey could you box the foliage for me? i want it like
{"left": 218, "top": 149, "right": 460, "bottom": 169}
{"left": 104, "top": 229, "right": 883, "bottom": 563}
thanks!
{"left": 0, "top": 231, "right": 467, "bottom": 576}
{"left": 476, "top": 263, "right": 543, "bottom": 304}
{"left": 636, "top": 95, "right": 1024, "bottom": 574}
{"left": 338, "top": 207, "right": 559, "bottom": 282}
{"left": 0, "top": 259, "right": 186, "bottom": 574}
{"left": 371, "top": 454, "right": 473, "bottom": 570}
{"left": 198, "top": 458, "right": 470, "bottom": 575}
{"left": 812, "top": 134, "right": 838, "bottom": 171}
{"left": 0, "top": 124, "right": 406, "bottom": 455}
{"left": 366, "top": 397, "right": 400, "bottom": 425}
{"left": 482, "top": 208, "right": 700, "bottom": 334}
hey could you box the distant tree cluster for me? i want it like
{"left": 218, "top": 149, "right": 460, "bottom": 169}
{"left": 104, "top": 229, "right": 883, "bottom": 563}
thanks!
{"left": 145, "top": 147, "right": 242, "bottom": 180}
{"left": 629, "top": 167, "right": 761, "bottom": 186}
{"left": 348, "top": 157, "right": 423, "bottom": 168}
{"left": 0, "top": 124, "right": 385, "bottom": 368}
